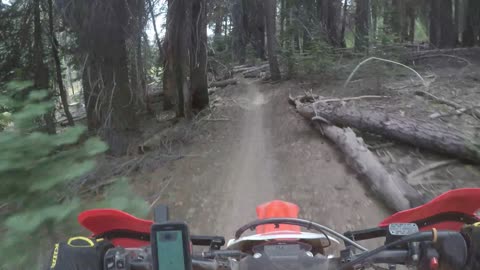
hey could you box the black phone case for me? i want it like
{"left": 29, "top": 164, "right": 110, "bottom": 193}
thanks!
{"left": 151, "top": 222, "right": 192, "bottom": 270}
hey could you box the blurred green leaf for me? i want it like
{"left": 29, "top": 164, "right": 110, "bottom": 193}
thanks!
{"left": 6, "top": 80, "right": 33, "bottom": 91}
{"left": 28, "top": 90, "right": 49, "bottom": 101}
{"left": 0, "top": 81, "right": 148, "bottom": 269}
{"left": 53, "top": 126, "right": 87, "bottom": 145}
{"left": 83, "top": 137, "right": 109, "bottom": 155}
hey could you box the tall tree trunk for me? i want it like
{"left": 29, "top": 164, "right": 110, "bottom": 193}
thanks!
{"left": 163, "top": 0, "right": 176, "bottom": 110}
{"left": 265, "top": 0, "right": 281, "bottom": 81}
{"left": 164, "top": 0, "right": 192, "bottom": 118}
{"left": 390, "top": 0, "right": 408, "bottom": 42}
{"left": 440, "top": 0, "right": 455, "bottom": 48}
{"left": 191, "top": 0, "right": 209, "bottom": 111}
{"left": 430, "top": 0, "right": 455, "bottom": 48}
{"left": 131, "top": 0, "right": 148, "bottom": 113}
{"left": 34, "top": 0, "right": 56, "bottom": 134}
{"left": 407, "top": 4, "right": 416, "bottom": 43}
{"left": 82, "top": 60, "right": 99, "bottom": 131}
{"left": 371, "top": 0, "right": 378, "bottom": 42}
{"left": 429, "top": 0, "right": 441, "bottom": 47}
{"left": 47, "top": 0, "right": 74, "bottom": 126}
{"left": 78, "top": 1, "right": 139, "bottom": 155}
{"left": 355, "top": 0, "right": 370, "bottom": 52}
{"left": 454, "top": 0, "right": 460, "bottom": 44}
{"left": 280, "top": 0, "right": 286, "bottom": 48}
{"left": 318, "top": 0, "right": 341, "bottom": 46}
{"left": 462, "top": 0, "right": 480, "bottom": 46}
{"left": 214, "top": 19, "right": 223, "bottom": 37}
{"left": 146, "top": 0, "right": 163, "bottom": 65}
{"left": 340, "top": 0, "right": 348, "bottom": 47}
{"left": 231, "top": 0, "right": 246, "bottom": 64}
{"left": 254, "top": 0, "right": 266, "bottom": 60}
{"left": 328, "top": 0, "right": 341, "bottom": 46}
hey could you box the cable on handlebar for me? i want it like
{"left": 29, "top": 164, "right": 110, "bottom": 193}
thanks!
{"left": 339, "top": 230, "right": 437, "bottom": 270}
{"left": 235, "top": 218, "right": 369, "bottom": 252}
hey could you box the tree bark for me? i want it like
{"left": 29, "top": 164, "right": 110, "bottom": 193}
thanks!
{"left": 291, "top": 97, "right": 426, "bottom": 212}
{"left": 163, "top": 0, "right": 177, "bottom": 110}
{"left": 254, "top": 0, "right": 266, "bottom": 60}
{"left": 440, "top": 0, "right": 456, "bottom": 48}
{"left": 430, "top": 0, "right": 455, "bottom": 48}
{"left": 146, "top": 0, "right": 163, "bottom": 65}
{"left": 76, "top": 0, "right": 139, "bottom": 155}
{"left": 355, "top": 0, "right": 370, "bottom": 52}
{"left": 231, "top": 0, "right": 246, "bottom": 64}
{"left": 430, "top": 0, "right": 441, "bottom": 47}
{"left": 279, "top": 0, "right": 286, "bottom": 48}
{"left": 295, "top": 100, "right": 480, "bottom": 164}
{"left": 163, "top": 0, "right": 193, "bottom": 118}
{"left": 34, "top": 0, "right": 56, "bottom": 134}
{"left": 407, "top": 4, "right": 416, "bottom": 43}
{"left": 191, "top": 0, "right": 209, "bottom": 112}
{"left": 265, "top": 0, "right": 281, "bottom": 81}
{"left": 47, "top": 0, "right": 74, "bottom": 126}
{"left": 462, "top": 0, "right": 480, "bottom": 46}
{"left": 340, "top": 0, "right": 348, "bottom": 47}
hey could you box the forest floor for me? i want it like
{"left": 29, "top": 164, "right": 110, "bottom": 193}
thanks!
{"left": 85, "top": 52, "right": 480, "bottom": 251}
{"left": 134, "top": 77, "right": 390, "bottom": 250}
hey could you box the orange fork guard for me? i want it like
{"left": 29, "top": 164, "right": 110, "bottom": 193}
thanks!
{"left": 256, "top": 200, "right": 301, "bottom": 234}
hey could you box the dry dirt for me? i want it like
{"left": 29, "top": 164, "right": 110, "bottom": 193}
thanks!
{"left": 135, "top": 78, "right": 391, "bottom": 250}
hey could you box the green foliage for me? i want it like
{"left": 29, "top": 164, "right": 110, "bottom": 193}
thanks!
{"left": 0, "top": 82, "right": 147, "bottom": 269}
{"left": 280, "top": 37, "right": 336, "bottom": 78}
{"left": 414, "top": 19, "right": 428, "bottom": 42}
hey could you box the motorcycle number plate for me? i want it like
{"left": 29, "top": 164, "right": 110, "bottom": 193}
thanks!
{"left": 388, "top": 223, "right": 419, "bottom": 236}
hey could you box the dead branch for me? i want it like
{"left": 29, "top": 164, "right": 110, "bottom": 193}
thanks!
{"left": 149, "top": 177, "right": 173, "bottom": 209}
{"left": 408, "top": 47, "right": 480, "bottom": 59}
{"left": 412, "top": 54, "right": 472, "bottom": 66}
{"left": 242, "top": 64, "right": 270, "bottom": 77}
{"left": 209, "top": 78, "right": 238, "bottom": 88}
{"left": 317, "top": 95, "right": 389, "bottom": 103}
{"left": 344, "top": 57, "right": 428, "bottom": 89}
{"left": 414, "top": 90, "right": 462, "bottom": 109}
{"left": 407, "top": 160, "right": 458, "bottom": 181}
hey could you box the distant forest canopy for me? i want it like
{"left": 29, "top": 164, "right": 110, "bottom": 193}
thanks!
{"left": 0, "top": 0, "right": 479, "bottom": 154}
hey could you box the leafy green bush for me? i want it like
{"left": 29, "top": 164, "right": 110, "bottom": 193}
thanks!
{"left": 0, "top": 82, "right": 147, "bottom": 269}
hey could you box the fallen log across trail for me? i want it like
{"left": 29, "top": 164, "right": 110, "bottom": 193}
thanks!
{"left": 289, "top": 96, "right": 427, "bottom": 211}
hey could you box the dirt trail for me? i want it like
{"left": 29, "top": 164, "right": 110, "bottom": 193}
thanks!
{"left": 138, "top": 78, "right": 390, "bottom": 249}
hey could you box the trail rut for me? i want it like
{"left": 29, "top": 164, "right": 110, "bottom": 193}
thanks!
{"left": 138, "top": 79, "right": 390, "bottom": 249}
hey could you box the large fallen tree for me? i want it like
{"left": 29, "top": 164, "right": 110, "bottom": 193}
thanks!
{"left": 209, "top": 79, "right": 238, "bottom": 88}
{"left": 291, "top": 96, "right": 480, "bottom": 164}
{"left": 289, "top": 96, "right": 426, "bottom": 211}
{"left": 242, "top": 64, "right": 269, "bottom": 78}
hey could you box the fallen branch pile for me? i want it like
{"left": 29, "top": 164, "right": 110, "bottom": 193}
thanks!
{"left": 291, "top": 95, "right": 480, "bottom": 164}
{"left": 289, "top": 96, "right": 426, "bottom": 211}
{"left": 243, "top": 64, "right": 270, "bottom": 78}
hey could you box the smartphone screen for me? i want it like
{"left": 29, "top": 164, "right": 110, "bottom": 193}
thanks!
{"left": 152, "top": 223, "right": 191, "bottom": 270}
